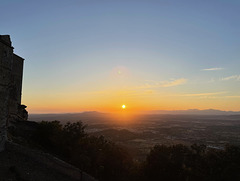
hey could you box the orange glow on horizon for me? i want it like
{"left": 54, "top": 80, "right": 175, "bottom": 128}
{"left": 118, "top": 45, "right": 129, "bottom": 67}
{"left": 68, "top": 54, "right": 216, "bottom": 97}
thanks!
{"left": 23, "top": 88, "right": 240, "bottom": 114}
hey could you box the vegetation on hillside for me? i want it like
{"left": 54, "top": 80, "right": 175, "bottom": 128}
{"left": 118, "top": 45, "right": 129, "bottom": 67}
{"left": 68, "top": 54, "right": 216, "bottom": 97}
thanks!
{"left": 29, "top": 121, "right": 240, "bottom": 181}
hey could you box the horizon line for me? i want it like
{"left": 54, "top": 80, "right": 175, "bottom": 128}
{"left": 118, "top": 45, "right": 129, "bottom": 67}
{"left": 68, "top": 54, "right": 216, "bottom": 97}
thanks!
{"left": 28, "top": 108, "right": 240, "bottom": 115}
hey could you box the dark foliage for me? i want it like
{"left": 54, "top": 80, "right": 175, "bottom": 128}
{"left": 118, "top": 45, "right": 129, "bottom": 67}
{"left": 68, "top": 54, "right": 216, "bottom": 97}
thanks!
{"left": 33, "top": 121, "right": 240, "bottom": 181}
{"left": 33, "top": 121, "right": 134, "bottom": 181}
{"left": 141, "top": 144, "right": 240, "bottom": 181}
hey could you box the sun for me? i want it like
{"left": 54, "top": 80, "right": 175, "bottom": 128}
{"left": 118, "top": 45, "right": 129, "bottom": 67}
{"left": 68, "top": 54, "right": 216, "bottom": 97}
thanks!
{"left": 122, "top": 104, "right": 126, "bottom": 109}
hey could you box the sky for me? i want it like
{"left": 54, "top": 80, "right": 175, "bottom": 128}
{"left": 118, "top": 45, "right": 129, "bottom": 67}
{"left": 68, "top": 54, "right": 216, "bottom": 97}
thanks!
{"left": 1, "top": 0, "right": 240, "bottom": 113}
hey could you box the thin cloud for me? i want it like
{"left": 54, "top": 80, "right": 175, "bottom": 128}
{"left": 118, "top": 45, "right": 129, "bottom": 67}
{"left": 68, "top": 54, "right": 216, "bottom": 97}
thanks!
{"left": 123, "top": 90, "right": 155, "bottom": 97}
{"left": 221, "top": 75, "right": 240, "bottom": 81}
{"left": 87, "top": 90, "right": 109, "bottom": 95}
{"left": 134, "top": 78, "right": 187, "bottom": 89}
{"left": 225, "top": 96, "right": 240, "bottom": 98}
{"left": 85, "top": 78, "right": 187, "bottom": 97}
{"left": 202, "top": 67, "right": 224, "bottom": 71}
{"left": 162, "top": 78, "right": 187, "bottom": 87}
{"left": 208, "top": 78, "right": 215, "bottom": 83}
{"left": 181, "top": 91, "right": 227, "bottom": 97}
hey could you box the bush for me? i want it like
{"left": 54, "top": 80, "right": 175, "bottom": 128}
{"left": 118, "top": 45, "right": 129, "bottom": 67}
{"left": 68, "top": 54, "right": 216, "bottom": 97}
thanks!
{"left": 33, "top": 121, "right": 240, "bottom": 181}
{"left": 33, "top": 121, "right": 134, "bottom": 181}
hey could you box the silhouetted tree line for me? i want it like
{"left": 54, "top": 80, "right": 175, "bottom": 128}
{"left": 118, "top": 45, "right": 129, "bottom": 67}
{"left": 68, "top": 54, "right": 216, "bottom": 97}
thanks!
{"left": 33, "top": 121, "right": 240, "bottom": 181}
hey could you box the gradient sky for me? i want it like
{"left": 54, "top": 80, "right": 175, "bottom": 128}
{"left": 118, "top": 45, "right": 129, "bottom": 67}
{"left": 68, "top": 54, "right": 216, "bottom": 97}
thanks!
{"left": 1, "top": 0, "right": 240, "bottom": 113}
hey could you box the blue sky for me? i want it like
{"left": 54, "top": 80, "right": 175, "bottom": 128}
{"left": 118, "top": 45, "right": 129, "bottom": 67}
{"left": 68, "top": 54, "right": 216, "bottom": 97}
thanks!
{"left": 1, "top": 0, "right": 240, "bottom": 113}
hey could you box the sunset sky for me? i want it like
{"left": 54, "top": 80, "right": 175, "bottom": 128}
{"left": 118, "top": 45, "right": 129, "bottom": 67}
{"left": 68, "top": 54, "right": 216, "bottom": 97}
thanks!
{"left": 1, "top": 0, "right": 240, "bottom": 113}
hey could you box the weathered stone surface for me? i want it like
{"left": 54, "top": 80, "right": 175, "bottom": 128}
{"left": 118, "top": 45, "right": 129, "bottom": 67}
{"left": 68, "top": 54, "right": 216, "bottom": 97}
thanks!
{"left": 0, "top": 142, "right": 97, "bottom": 181}
{"left": 0, "top": 35, "right": 12, "bottom": 151}
{"left": 0, "top": 35, "right": 26, "bottom": 151}
{"left": 0, "top": 36, "right": 96, "bottom": 181}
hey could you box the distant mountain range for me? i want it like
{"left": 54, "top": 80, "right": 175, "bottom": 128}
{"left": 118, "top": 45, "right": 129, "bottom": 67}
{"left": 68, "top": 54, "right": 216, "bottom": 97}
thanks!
{"left": 29, "top": 111, "right": 111, "bottom": 122}
{"left": 29, "top": 109, "right": 240, "bottom": 122}
{"left": 145, "top": 109, "right": 240, "bottom": 115}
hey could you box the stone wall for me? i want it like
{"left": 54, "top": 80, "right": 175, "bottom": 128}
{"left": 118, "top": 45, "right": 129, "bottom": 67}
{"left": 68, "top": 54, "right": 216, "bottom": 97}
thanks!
{"left": 9, "top": 54, "right": 24, "bottom": 115}
{"left": 0, "top": 35, "right": 13, "bottom": 151}
{"left": 0, "top": 35, "right": 25, "bottom": 151}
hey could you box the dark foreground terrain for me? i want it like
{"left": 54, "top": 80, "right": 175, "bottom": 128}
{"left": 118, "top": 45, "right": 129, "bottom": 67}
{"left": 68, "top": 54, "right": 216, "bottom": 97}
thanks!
{"left": 7, "top": 117, "right": 240, "bottom": 181}
{"left": 0, "top": 142, "right": 96, "bottom": 181}
{"left": 30, "top": 112, "right": 240, "bottom": 160}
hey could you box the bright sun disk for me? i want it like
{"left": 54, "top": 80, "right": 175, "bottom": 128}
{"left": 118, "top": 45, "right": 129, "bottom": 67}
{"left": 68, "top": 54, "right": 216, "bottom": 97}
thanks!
{"left": 122, "top": 104, "right": 126, "bottom": 109}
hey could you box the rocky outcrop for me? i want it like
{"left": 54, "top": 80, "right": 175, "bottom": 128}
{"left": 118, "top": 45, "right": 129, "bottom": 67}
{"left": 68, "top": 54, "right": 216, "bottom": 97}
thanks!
{"left": 1, "top": 119, "right": 97, "bottom": 181}
{"left": 0, "top": 141, "right": 97, "bottom": 181}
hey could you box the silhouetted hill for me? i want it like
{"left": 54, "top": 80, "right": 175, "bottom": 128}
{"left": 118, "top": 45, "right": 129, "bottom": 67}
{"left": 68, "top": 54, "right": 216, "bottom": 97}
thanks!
{"left": 0, "top": 142, "right": 96, "bottom": 181}
{"left": 146, "top": 109, "right": 240, "bottom": 115}
{"left": 1, "top": 120, "right": 97, "bottom": 181}
{"left": 29, "top": 110, "right": 240, "bottom": 125}
{"left": 29, "top": 111, "right": 111, "bottom": 123}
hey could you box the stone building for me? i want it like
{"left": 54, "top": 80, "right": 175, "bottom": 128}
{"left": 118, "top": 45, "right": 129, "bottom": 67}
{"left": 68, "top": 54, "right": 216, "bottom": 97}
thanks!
{"left": 0, "top": 36, "right": 96, "bottom": 181}
{"left": 0, "top": 35, "right": 27, "bottom": 151}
